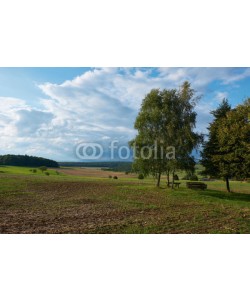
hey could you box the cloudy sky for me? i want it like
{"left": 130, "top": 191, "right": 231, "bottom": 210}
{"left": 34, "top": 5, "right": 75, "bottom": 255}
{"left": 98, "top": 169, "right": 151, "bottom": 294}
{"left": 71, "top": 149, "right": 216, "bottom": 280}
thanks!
{"left": 0, "top": 67, "right": 250, "bottom": 161}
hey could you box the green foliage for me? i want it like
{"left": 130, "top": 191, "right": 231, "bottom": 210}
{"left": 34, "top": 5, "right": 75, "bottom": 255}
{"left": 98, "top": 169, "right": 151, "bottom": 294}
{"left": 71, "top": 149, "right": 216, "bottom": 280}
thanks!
{"left": 113, "top": 176, "right": 118, "bottom": 179}
{"left": 189, "top": 174, "right": 198, "bottom": 181}
{"left": 44, "top": 172, "right": 50, "bottom": 176}
{"left": 182, "top": 173, "right": 198, "bottom": 181}
{"left": 201, "top": 99, "right": 231, "bottom": 177}
{"left": 0, "top": 154, "right": 59, "bottom": 168}
{"left": 214, "top": 100, "right": 250, "bottom": 177}
{"left": 39, "top": 166, "right": 47, "bottom": 172}
{"left": 138, "top": 174, "right": 144, "bottom": 180}
{"left": 201, "top": 98, "right": 250, "bottom": 192}
{"left": 130, "top": 82, "right": 202, "bottom": 186}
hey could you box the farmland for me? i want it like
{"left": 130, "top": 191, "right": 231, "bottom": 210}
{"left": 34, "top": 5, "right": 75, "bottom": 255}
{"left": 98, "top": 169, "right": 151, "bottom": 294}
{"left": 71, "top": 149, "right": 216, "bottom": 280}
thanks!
{"left": 0, "top": 166, "right": 249, "bottom": 234}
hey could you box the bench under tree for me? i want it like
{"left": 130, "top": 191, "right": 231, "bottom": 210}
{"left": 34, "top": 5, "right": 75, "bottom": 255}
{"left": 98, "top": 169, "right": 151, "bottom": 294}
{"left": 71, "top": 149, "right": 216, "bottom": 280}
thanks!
{"left": 186, "top": 182, "right": 207, "bottom": 190}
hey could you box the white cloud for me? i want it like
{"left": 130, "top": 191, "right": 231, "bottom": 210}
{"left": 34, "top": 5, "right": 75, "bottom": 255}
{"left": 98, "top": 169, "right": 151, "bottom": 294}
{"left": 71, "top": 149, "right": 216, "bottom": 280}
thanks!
{"left": 1, "top": 68, "right": 250, "bottom": 160}
{"left": 215, "top": 91, "right": 229, "bottom": 102}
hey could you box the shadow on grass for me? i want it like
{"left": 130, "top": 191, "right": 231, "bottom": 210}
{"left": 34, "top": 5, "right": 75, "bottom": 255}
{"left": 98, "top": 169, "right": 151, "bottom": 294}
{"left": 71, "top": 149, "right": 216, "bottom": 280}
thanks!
{"left": 200, "top": 189, "right": 250, "bottom": 203}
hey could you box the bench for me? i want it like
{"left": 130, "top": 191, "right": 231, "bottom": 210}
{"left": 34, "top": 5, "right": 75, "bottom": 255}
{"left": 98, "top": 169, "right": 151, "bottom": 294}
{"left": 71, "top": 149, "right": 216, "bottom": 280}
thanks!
{"left": 186, "top": 182, "right": 207, "bottom": 190}
{"left": 167, "top": 182, "right": 181, "bottom": 188}
{"left": 174, "top": 182, "right": 181, "bottom": 188}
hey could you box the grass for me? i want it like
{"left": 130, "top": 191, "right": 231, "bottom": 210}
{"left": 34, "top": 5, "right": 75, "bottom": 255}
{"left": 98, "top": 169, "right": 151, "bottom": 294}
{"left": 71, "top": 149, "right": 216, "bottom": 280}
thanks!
{"left": 0, "top": 165, "right": 62, "bottom": 176}
{"left": 0, "top": 166, "right": 249, "bottom": 233}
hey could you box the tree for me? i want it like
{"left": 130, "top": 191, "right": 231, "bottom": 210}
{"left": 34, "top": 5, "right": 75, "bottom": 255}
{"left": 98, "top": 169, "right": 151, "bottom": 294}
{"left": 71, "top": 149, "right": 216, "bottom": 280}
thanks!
{"left": 130, "top": 82, "right": 202, "bottom": 187}
{"left": 201, "top": 99, "right": 231, "bottom": 178}
{"left": 201, "top": 99, "right": 250, "bottom": 192}
{"left": 213, "top": 99, "right": 250, "bottom": 191}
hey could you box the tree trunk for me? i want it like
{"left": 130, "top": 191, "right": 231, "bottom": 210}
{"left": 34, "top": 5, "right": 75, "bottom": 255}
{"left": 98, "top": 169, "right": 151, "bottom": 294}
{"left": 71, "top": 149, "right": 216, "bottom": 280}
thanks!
{"left": 156, "top": 172, "right": 161, "bottom": 187}
{"left": 171, "top": 170, "right": 175, "bottom": 189}
{"left": 167, "top": 169, "right": 170, "bottom": 187}
{"left": 225, "top": 176, "right": 231, "bottom": 192}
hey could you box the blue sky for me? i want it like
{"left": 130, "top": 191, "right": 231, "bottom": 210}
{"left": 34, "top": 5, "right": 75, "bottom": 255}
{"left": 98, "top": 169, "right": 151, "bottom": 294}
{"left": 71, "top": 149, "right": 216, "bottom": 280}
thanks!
{"left": 0, "top": 67, "right": 250, "bottom": 161}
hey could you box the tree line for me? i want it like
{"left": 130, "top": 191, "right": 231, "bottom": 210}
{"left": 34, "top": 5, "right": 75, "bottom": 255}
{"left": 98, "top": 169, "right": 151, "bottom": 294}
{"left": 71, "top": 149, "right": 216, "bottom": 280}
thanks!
{"left": 0, "top": 154, "right": 59, "bottom": 168}
{"left": 130, "top": 81, "right": 250, "bottom": 191}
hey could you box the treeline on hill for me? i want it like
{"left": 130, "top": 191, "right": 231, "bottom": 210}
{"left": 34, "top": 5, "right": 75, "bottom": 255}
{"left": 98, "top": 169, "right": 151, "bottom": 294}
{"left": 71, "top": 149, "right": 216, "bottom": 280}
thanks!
{"left": 59, "top": 161, "right": 132, "bottom": 172}
{"left": 0, "top": 155, "right": 59, "bottom": 168}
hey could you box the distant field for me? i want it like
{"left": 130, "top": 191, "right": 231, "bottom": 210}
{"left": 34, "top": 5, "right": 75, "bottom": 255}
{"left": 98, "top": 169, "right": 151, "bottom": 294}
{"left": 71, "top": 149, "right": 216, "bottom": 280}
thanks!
{"left": 0, "top": 166, "right": 249, "bottom": 233}
{"left": 56, "top": 167, "right": 137, "bottom": 178}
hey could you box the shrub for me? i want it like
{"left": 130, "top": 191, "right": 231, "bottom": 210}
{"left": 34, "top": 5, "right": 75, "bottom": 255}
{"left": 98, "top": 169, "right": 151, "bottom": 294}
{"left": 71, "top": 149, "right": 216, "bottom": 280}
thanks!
{"left": 125, "top": 171, "right": 129, "bottom": 175}
{"left": 138, "top": 174, "right": 144, "bottom": 180}
{"left": 44, "top": 172, "right": 50, "bottom": 176}
{"left": 173, "top": 174, "right": 179, "bottom": 181}
{"left": 113, "top": 176, "right": 118, "bottom": 179}
{"left": 108, "top": 175, "right": 112, "bottom": 179}
{"left": 39, "top": 166, "right": 47, "bottom": 172}
{"left": 190, "top": 174, "right": 198, "bottom": 181}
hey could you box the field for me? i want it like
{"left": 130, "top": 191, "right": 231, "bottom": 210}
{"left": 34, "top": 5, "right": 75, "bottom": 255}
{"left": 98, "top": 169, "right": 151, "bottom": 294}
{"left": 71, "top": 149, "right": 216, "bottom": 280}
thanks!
{"left": 0, "top": 166, "right": 250, "bottom": 233}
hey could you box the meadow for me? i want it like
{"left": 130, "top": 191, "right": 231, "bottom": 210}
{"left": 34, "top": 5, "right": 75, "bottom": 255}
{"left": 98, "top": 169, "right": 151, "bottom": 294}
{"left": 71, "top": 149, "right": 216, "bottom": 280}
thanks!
{"left": 0, "top": 166, "right": 249, "bottom": 233}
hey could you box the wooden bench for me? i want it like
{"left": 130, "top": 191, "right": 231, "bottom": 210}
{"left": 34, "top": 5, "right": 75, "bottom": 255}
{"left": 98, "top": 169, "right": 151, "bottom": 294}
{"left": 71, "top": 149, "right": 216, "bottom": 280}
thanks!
{"left": 174, "top": 182, "right": 181, "bottom": 188}
{"left": 167, "top": 182, "right": 181, "bottom": 188}
{"left": 186, "top": 182, "right": 207, "bottom": 190}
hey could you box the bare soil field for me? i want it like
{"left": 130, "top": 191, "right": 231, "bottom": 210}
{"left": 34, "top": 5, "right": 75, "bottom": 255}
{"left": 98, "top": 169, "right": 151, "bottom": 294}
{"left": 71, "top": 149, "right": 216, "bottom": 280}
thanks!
{"left": 56, "top": 167, "right": 136, "bottom": 178}
{"left": 0, "top": 173, "right": 250, "bottom": 234}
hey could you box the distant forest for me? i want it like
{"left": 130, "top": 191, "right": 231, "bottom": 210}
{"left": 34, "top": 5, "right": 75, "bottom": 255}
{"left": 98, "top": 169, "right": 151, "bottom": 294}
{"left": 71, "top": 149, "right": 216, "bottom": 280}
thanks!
{"left": 0, "top": 154, "right": 59, "bottom": 168}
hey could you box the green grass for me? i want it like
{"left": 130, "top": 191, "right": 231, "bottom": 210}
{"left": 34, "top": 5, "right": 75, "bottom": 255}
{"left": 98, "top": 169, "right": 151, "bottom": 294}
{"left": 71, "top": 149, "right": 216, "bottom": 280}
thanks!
{"left": 0, "top": 165, "right": 62, "bottom": 176}
{"left": 0, "top": 166, "right": 249, "bottom": 233}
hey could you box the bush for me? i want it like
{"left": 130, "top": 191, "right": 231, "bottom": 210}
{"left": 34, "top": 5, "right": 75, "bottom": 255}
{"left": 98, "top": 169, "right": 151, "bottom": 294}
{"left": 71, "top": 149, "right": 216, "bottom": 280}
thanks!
{"left": 173, "top": 174, "right": 179, "bottom": 181}
{"left": 39, "top": 166, "right": 47, "bottom": 172}
{"left": 113, "top": 176, "right": 118, "bottom": 179}
{"left": 138, "top": 174, "right": 144, "bottom": 180}
{"left": 30, "top": 169, "right": 37, "bottom": 173}
{"left": 189, "top": 174, "right": 198, "bottom": 181}
{"left": 108, "top": 175, "right": 112, "bottom": 179}
{"left": 44, "top": 172, "right": 50, "bottom": 176}
{"left": 125, "top": 171, "right": 129, "bottom": 175}
{"left": 182, "top": 174, "right": 198, "bottom": 181}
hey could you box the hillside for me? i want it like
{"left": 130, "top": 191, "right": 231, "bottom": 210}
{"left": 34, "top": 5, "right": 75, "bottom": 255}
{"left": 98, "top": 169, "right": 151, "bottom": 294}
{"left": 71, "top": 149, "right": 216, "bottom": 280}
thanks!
{"left": 0, "top": 154, "right": 59, "bottom": 168}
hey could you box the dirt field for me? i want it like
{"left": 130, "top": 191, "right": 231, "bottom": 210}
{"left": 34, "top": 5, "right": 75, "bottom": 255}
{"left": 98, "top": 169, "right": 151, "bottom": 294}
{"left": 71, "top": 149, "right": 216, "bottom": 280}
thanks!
{"left": 56, "top": 167, "right": 136, "bottom": 178}
{"left": 0, "top": 172, "right": 250, "bottom": 233}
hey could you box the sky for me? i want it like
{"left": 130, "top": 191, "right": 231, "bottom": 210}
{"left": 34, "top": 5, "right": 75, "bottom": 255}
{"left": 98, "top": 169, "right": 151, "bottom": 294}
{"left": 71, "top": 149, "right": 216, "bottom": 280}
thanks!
{"left": 0, "top": 67, "right": 250, "bottom": 161}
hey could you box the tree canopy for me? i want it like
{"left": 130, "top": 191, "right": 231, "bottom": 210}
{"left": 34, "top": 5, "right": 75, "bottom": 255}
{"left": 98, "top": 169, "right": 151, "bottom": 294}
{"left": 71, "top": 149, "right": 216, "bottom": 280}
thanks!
{"left": 201, "top": 99, "right": 250, "bottom": 192}
{"left": 201, "top": 99, "right": 232, "bottom": 178}
{"left": 130, "top": 81, "right": 202, "bottom": 187}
